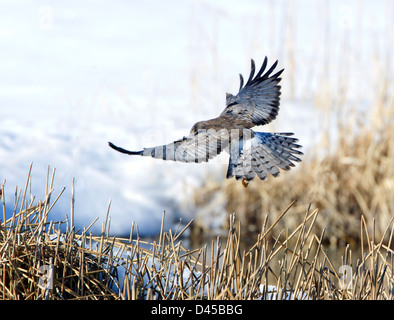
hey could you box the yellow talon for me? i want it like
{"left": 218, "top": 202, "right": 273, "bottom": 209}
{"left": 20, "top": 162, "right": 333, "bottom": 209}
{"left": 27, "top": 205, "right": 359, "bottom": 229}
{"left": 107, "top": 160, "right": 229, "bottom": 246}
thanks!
{"left": 242, "top": 178, "right": 249, "bottom": 188}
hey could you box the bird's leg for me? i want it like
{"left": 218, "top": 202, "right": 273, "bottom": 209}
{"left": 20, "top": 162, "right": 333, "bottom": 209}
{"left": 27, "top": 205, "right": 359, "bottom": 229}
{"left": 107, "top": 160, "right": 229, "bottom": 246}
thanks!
{"left": 242, "top": 177, "right": 249, "bottom": 188}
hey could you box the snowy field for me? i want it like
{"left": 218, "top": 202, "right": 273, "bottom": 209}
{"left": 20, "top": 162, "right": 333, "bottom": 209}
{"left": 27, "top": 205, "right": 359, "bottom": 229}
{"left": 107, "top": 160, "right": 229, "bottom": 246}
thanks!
{"left": 0, "top": 0, "right": 392, "bottom": 236}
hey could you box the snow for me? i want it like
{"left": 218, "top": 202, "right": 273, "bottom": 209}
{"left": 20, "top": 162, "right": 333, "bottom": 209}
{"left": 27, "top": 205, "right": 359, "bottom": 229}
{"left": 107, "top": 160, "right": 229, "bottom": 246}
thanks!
{"left": 0, "top": 0, "right": 392, "bottom": 236}
{"left": 259, "top": 285, "right": 309, "bottom": 300}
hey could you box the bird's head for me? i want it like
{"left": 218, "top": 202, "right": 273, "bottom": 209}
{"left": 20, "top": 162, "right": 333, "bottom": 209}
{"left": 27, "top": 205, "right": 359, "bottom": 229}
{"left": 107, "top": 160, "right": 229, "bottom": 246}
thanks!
{"left": 190, "top": 121, "right": 202, "bottom": 135}
{"left": 226, "top": 93, "right": 236, "bottom": 106}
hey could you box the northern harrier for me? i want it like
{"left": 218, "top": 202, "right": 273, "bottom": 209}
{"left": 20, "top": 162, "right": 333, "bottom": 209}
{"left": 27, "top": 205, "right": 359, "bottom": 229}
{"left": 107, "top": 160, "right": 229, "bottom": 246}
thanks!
{"left": 109, "top": 57, "right": 302, "bottom": 187}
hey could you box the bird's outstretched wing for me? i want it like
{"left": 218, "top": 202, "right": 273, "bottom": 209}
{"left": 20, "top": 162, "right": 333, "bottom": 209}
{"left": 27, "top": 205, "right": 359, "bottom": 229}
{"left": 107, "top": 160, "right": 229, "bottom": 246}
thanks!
{"left": 108, "top": 129, "right": 229, "bottom": 163}
{"left": 220, "top": 57, "right": 283, "bottom": 127}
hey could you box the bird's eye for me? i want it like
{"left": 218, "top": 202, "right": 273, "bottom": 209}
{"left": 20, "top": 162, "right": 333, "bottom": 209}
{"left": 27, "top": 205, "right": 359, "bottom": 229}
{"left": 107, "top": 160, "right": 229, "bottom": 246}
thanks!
{"left": 227, "top": 102, "right": 238, "bottom": 107}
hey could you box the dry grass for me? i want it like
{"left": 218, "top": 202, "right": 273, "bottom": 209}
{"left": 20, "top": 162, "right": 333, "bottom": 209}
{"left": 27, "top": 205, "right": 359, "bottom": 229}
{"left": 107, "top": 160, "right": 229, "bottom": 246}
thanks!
{"left": 1, "top": 167, "right": 393, "bottom": 300}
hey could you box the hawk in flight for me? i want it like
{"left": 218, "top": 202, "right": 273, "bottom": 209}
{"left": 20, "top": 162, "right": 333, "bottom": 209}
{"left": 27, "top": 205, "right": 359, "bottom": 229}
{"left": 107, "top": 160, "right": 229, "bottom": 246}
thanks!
{"left": 109, "top": 57, "right": 302, "bottom": 187}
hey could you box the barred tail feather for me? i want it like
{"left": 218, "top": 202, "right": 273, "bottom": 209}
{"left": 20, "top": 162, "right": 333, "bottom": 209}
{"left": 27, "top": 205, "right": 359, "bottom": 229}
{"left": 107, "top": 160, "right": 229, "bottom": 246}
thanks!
{"left": 226, "top": 131, "right": 303, "bottom": 182}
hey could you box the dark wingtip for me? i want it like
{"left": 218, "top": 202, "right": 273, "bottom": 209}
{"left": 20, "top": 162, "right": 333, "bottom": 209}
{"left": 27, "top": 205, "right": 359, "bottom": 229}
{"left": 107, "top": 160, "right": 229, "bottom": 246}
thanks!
{"left": 246, "top": 59, "right": 256, "bottom": 85}
{"left": 255, "top": 56, "right": 268, "bottom": 79}
{"left": 239, "top": 73, "right": 244, "bottom": 91}
{"left": 239, "top": 57, "right": 282, "bottom": 90}
{"left": 108, "top": 142, "right": 143, "bottom": 155}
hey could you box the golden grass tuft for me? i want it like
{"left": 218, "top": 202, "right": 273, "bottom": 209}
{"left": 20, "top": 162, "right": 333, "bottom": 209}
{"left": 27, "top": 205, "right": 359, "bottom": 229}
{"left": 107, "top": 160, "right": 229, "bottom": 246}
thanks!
{"left": 1, "top": 167, "right": 393, "bottom": 300}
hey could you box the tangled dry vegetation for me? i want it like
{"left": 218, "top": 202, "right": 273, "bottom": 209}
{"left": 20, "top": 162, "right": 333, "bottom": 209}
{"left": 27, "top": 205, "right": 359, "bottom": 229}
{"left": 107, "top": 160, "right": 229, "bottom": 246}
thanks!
{"left": 1, "top": 167, "right": 393, "bottom": 300}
